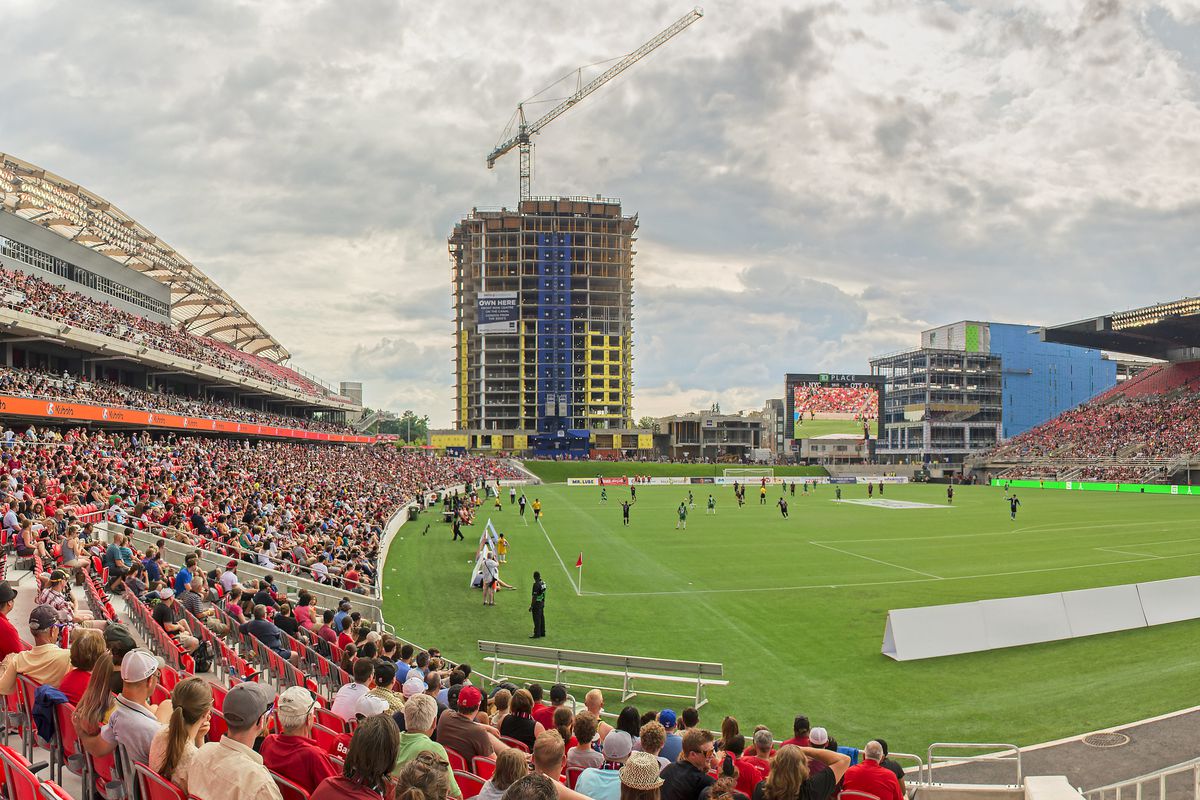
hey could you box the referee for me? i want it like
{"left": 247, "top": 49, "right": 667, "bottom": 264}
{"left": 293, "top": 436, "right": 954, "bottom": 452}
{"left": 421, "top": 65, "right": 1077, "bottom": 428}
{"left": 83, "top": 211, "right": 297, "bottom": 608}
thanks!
{"left": 529, "top": 571, "right": 547, "bottom": 639}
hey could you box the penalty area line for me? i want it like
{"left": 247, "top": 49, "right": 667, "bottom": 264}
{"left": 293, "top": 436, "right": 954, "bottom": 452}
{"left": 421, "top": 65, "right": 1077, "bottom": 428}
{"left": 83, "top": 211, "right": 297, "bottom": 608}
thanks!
{"left": 537, "top": 518, "right": 580, "bottom": 596}
{"left": 808, "top": 540, "right": 944, "bottom": 580}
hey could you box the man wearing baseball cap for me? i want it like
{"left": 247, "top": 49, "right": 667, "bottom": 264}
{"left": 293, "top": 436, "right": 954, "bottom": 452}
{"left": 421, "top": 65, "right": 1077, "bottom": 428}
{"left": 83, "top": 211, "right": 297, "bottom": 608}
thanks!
{"left": 188, "top": 680, "right": 283, "bottom": 799}
{"left": 0, "top": 605, "right": 70, "bottom": 694}
{"left": 658, "top": 709, "right": 683, "bottom": 763}
{"left": 36, "top": 569, "right": 100, "bottom": 628}
{"left": 576, "top": 730, "right": 634, "bottom": 800}
{"left": 81, "top": 649, "right": 163, "bottom": 767}
{"left": 436, "top": 684, "right": 506, "bottom": 760}
{"left": 261, "top": 686, "right": 337, "bottom": 793}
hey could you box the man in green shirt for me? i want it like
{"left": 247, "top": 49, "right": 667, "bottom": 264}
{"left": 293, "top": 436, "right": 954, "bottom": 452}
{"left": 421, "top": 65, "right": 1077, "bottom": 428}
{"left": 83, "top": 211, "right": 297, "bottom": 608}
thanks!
{"left": 393, "top": 693, "right": 463, "bottom": 797}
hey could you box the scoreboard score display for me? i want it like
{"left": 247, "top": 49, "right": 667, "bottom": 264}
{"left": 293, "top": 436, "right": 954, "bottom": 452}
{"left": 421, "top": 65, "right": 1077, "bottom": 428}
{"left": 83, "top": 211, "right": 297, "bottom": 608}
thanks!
{"left": 784, "top": 372, "right": 886, "bottom": 443}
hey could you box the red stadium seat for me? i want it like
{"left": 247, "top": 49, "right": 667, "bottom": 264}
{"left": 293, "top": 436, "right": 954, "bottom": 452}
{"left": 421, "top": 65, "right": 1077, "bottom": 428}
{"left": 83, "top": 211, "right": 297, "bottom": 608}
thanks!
{"left": 134, "top": 762, "right": 187, "bottom": 800}
{"left": 455, "top": 770, "right": 485, "bottom": 799}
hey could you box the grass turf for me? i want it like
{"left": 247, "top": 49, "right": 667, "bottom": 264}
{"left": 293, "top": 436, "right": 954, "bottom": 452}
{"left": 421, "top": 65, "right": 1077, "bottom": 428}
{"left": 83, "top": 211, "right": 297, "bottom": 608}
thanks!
{"left": 790, "top": 418, "right": 878, "bottom": 439}
{"left": 383, "top": 482, "right": 1200, "bottom": 757}
{"left": 521, "top": 461, "right": 827, "bottom": 482}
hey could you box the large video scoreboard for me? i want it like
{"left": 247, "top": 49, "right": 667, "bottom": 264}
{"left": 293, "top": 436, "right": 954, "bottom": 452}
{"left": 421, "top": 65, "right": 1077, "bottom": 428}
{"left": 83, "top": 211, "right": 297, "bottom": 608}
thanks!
{"left": 784, "top": 372, "right": 886, "bottom": 447}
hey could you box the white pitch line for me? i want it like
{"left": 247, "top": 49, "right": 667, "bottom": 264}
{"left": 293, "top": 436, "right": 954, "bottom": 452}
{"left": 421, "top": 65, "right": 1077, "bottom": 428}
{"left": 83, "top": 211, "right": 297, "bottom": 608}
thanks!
{"left": 812, "top": 518, "right": 1187, "bottom": 546}
{"left": 537, "top": 518, "right": 580, "bottom": 596}
{"left": 808, "top": 540, "right": 944, "bottom": 580}
{"left": 585, "top": 550, "right": 1200, "bottom": 598}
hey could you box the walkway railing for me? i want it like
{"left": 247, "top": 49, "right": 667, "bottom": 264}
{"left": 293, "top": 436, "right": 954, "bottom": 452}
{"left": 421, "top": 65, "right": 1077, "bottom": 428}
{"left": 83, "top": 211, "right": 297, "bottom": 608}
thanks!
{"left": 1085, "top": 757, "right": 1200, "bottom": 800}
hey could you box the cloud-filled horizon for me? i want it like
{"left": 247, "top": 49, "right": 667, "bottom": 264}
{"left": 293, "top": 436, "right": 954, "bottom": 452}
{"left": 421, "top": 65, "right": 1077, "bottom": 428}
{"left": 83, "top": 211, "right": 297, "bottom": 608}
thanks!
{"left": 5, "top": 0, "right": 1200, "bottom": 425}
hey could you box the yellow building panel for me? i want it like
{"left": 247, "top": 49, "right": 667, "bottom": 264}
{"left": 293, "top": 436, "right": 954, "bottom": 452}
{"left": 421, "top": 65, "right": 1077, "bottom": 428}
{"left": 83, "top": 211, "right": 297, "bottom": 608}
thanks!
{"left": 513, "top": 434, "right": 528, "bottom": 450}
{"left": 637, "top": 434, "right": 653, "bottom": 449}
{"left": 490, "top": 435, "right": 504, "bottom": 450}
{"left": 431, "top": 433, "right": 469, "bottom": 449}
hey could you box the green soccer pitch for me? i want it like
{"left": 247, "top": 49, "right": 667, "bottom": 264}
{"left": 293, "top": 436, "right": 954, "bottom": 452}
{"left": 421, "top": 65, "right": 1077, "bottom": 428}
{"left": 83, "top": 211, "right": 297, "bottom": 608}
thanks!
{"left": 382, "top": 481, "right": 1200, "bottom": 756}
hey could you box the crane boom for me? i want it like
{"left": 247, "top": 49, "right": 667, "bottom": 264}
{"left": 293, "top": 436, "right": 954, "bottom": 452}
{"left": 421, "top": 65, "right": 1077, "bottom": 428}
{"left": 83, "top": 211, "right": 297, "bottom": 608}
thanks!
{"left": 486, "top": 6, "right": 703, "bottom": 199}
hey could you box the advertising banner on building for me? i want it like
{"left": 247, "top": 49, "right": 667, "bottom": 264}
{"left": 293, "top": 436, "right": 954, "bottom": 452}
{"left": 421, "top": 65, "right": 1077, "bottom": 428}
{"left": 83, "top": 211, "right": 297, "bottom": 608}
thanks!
{"left": 567, "top": 478, "right": 599, "bottom": 486}
{"left": 477, "top": 292, "right": 519, "bottom": 334}
{"left": 598, "top": 476, "right": 629, "bottom": 486}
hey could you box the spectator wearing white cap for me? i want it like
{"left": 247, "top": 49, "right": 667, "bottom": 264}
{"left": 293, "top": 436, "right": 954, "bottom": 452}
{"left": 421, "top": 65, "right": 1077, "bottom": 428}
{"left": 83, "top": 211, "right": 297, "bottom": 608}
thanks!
{"left": 0, "top": 605, "right": 71, "bottom": 695}
{"left": 188, "top": 681, "right": 283, "bottom": 800}
{"left": 261, "top": 686, "right": 338, "bottom": 793}
{"left": 82, "top": 648, "right": 164, "bottom": 766}
{"left": 575, "top": 730, "right": 634, "bottom": 800}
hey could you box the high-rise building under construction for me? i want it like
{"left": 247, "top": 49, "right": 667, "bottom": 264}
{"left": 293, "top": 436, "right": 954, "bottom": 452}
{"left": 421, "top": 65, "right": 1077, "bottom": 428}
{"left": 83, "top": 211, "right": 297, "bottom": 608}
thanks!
{"left": 438, "top": 196, "right": 650, "bottom": 458}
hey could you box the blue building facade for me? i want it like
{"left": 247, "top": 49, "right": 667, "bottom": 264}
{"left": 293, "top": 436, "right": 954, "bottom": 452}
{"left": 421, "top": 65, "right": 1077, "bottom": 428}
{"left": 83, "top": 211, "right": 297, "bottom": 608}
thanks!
{"left": 989, "top": 323, "right": 1117, "bottom": 439}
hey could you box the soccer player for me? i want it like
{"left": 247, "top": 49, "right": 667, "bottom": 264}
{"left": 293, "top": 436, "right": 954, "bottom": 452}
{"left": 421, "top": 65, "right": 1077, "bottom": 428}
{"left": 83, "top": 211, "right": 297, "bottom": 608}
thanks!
{"left": 777, "top": 497, "right": 789, "bottom": 519}
{"left": 736, "top": 488, "right": 745, "bottom": 507}
{"left": 946, "top": 485, "right": 954, "bottom": 505}
{"left": 532, "top": 498, "right": 542, "bottom": 521}
{"left": 494, "top": 492, "right": 503, "bottom": 512}
{"left": 759, "top": 485, "right": 767, "bottom": 505}
{"left": 621, "top": 500, "right": 633, "bottom": 526}
{"left": 790, "top": 482, "right": 795, "bottom": 497}
{"left": 803, "top": 481, "right": 809, "bottom": 494}
{"left": 1009, "top": 494, "right": 1021, "bottom": 521}
{"left": 518, "top": 494, "right": 528, "bottom": 522}
{"left": 706, "top": 494, "right": 716, "bottom": 514}
{"left": 600, "top": 487, "right": 608, "bottom": 504}
{"left": 868, "top": 483, "right": 874, "bottom": 498}
{"left": 675, "top": 502, "right": 688, "bottom": 530}
{"left": 497, "top": 533, "right": 509, "bottom": 563}
{"left": 631, "top": 484, "right": 637, "bottom": 501}
{"left": 835, "top": 487, "right": 842, "bottom": 501}
{"left": 687, "top": 490, "right": 695, "bottom": 509}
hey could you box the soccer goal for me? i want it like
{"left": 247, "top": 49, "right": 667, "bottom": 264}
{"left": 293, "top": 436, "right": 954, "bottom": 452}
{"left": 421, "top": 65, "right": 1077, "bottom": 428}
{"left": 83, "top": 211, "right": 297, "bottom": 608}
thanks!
{"left": 722, "top": 467, "right": 774, "bottom": 479}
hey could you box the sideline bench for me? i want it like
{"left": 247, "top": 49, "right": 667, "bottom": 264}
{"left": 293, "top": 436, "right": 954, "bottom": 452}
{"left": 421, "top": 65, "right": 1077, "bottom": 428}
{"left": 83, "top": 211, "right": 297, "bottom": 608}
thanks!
{"left": 479, "top": 640, "right": 727, "bottom": 709}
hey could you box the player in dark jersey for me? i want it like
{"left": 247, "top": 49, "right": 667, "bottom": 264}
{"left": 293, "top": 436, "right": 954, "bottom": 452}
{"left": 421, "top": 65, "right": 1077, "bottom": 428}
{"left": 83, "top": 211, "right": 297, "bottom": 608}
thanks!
{"left": 777, "top": 497, "right": 789, "bottom": 519}
{"left": 1009, "top": 494, "right": 1021, "bottom": 520}
{"left": 947, "top": 485, "right": 954, "bottom": 505}
{"left": 621, "top": 500, "right": 633, "bottom": 526}
{"left": 630, "top": 484, "right": 637, "bottom": 501}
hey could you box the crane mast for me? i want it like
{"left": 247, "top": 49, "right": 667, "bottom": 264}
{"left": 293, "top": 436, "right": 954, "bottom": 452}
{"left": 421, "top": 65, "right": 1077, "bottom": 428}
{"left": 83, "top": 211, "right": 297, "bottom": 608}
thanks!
{"left": 486, "top": 7, "right": 703, "bottom": 200}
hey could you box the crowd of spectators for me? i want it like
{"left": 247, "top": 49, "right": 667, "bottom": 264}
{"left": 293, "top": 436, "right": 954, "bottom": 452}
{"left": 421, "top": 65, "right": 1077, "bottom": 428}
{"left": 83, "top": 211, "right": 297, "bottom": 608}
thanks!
{"left": 0, "top": 426, "right": 519, "bottom": 593}
{"left": 793, "top": 387, "right": 877, "bottom": 418}
{"left": 0, "top": 364, "right": 353, "bottom": 433}
{"left": 988, "top": 392, "right": 1200, "bottom": 481}
{"left": 0, "top": 265, "right": 339, "bottom": 400}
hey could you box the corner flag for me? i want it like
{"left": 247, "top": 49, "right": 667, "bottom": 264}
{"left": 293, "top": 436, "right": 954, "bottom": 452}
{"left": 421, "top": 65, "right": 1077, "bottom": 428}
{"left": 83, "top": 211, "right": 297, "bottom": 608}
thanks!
{"left": 575, "top": 553, "right": 583, "bottom": 568}
{"left": 576, "top": 552, "right": 584, "bottom": 594}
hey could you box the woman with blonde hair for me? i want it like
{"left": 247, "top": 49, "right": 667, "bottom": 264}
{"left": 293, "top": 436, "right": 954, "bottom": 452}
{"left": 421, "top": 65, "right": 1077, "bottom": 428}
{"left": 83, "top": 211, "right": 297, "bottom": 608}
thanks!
{"left": 477, "top": 748, "right": 528, "bottom": 800}
{"left": 148, "top": 677, "right": 212, "bottom": 791}
{"left": 394, "top": 750, "right": 451, "bottom": 800}
{"left": 751, "top": 744, "right": 849, "bottom": 800}
{"left": 73, "top": 652, "right": 116, "bottom": 748}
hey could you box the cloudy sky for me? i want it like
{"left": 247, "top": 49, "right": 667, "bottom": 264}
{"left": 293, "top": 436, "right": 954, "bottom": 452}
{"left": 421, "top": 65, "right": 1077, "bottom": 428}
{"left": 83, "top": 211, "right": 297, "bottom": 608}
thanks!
{"left": 5, "top": 0, "right": 1200, "bottom": 424}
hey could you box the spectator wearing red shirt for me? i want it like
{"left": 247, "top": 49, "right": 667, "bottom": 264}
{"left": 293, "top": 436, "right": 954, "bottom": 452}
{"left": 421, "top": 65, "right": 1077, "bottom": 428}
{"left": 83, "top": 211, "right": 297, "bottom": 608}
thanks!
{"left": 310, "top": 714, "right": 399, "bottom": 800}
{"left": 739, "top": 729, "right": 775, "bottom": 777}
{"left": 261, "top": 686, "right": 339, "bottom": 793}
{"left": 0, "top": 584, "right": 29, "bottom": 663}
{"left": 780, "top": 715, "right": 810, "bottom": 749}
{"left": 529, "top": 683, "right": 555, "bottom": 729}
{"left": 841, "top": 742, "right": 902, "bottom": 800}
{"left": 59, "top": 629, "right": 106, "bottom": 704}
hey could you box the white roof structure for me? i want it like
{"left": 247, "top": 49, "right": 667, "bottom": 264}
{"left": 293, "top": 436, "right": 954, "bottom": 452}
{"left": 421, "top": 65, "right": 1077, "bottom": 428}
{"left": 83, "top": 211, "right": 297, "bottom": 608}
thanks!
{"left": 0, "top": 152, "right": 289, "bottom": 362}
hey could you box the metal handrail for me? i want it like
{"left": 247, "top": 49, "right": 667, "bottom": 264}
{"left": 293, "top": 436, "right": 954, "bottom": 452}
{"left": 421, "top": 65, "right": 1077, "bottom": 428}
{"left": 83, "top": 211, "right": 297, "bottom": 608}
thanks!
{"left": 1085, "top": 756, "right": 1200, "bottom": 800}
{"left": 925, "top": 742, "right": 1021, "bottom": 786}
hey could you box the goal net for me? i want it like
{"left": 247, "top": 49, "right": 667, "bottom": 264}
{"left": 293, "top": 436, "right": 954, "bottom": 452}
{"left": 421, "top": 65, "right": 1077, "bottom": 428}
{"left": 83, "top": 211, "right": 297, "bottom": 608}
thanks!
{"left": 722, "top": 467, "right": 775, "bottom": 478}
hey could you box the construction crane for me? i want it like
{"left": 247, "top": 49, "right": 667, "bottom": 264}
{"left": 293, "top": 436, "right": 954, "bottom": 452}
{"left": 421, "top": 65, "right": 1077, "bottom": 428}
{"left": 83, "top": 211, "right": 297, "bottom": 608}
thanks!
{"left": 486, "top": 7, "right": 703, "bottom": 200}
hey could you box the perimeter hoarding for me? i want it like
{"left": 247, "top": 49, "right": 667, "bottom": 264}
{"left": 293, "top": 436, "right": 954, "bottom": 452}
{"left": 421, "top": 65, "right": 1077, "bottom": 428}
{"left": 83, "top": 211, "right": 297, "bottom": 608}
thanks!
{"left": 0, "top": 395, "right": 375, "bottom": 443}
{"left": 785, "top": 372, "right": 886, "bottom": 449}
{"left": 477, "top": 292, "right": 519, "bottom": 334}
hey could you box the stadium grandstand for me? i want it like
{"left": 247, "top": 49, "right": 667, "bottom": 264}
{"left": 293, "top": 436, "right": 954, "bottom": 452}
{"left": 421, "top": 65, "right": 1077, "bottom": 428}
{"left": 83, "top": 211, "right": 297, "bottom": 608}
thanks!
{"left": 977, "top": 297, "right": 1200, "bottom": 484}
{"left": 0, "top": 153, "right": 360, "bottom": 437}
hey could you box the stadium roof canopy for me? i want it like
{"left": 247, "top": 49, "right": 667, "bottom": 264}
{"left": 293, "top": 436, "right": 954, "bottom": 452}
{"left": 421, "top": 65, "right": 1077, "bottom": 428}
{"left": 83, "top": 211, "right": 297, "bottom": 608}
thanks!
{"left": 1042, "top": 297, "right": 1200, "bottom": 360}
{"left": 0, "top": 153, "right": 289, "bottom": 362}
